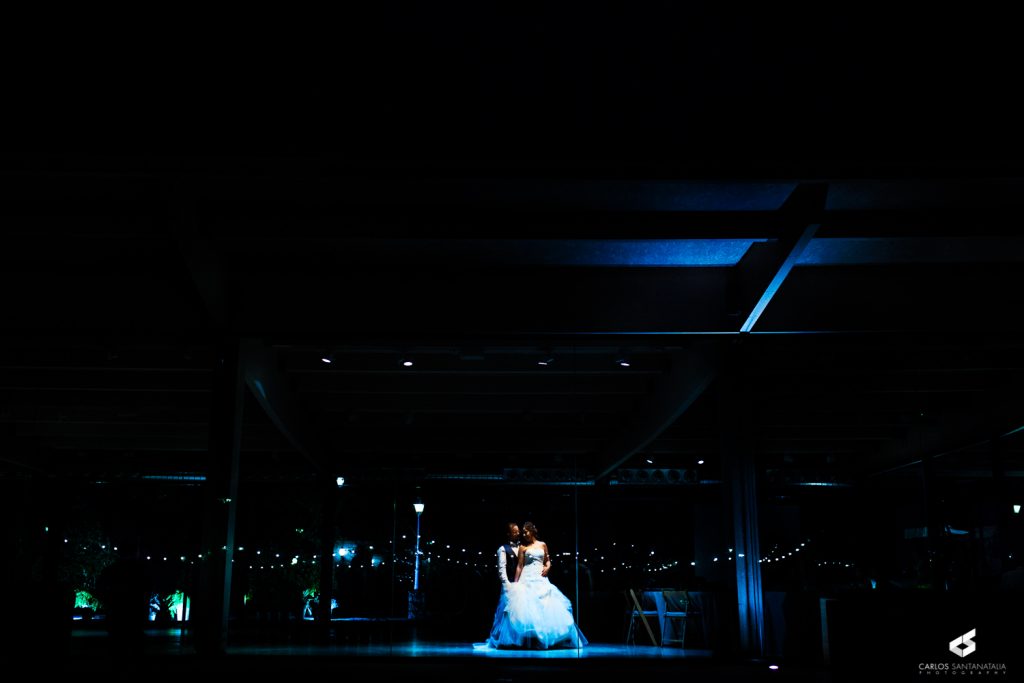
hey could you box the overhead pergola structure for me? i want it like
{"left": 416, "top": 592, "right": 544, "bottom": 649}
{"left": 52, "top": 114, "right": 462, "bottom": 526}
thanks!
{"left": 3, "top": 162, "right": 1024, "bottom": 654}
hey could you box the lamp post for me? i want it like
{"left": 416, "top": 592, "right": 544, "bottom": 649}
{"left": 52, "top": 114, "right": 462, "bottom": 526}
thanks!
{"left": 413, "top": 500, "right": 424, "bottom": 590}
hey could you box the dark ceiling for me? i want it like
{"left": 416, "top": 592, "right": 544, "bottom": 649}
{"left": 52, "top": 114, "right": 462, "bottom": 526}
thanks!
{"left": 2, "top": 167, "right": 1024, "bottom": 492}
{"left": 3, "top": 8, "right": 1024, "bottom": 495}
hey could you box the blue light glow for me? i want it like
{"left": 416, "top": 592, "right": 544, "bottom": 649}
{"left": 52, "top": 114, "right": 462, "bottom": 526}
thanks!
{"left": 366, "top": 238, "right": 768, "bottom": 267}
{"left": 741, "top": 225, "right": 818, "bottom": 333}
{"left": 797, "top": 482, "right": 849, "bottom": 487}
{"left": 462, "top": 239, "right": 762, "bottom": 267}
{"left": 441, "top": 179, "right": 797, "bottom": 211}
{"left": 798, "top": 237, "right": 1024, "bottom": 265}
{"left": 424, "top": 473, "right": 504, "bottom": 480}
{"left": 142, "top": 474, "right": 206, "bottom": 482}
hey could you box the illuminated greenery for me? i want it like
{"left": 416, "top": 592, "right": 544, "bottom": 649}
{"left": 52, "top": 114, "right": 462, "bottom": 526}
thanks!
{"left": 60, "top": 518, "right": 117, "bottom": 596}
{"left": 75, "top": 590, "right": 99, "bottom": 610}
{"left": 165, "top": 590, "right": 185, "bottom": 613}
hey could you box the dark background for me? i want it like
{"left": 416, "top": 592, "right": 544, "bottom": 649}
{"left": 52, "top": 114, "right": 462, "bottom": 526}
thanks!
{"left": 3, "top": 5, "right": 1024, "bottom": 678}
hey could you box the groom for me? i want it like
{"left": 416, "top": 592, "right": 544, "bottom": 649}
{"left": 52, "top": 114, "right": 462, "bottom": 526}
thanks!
{"left": 487, "top": 520, "right": 561, "bottom": 648}
{"left": 488, "top": 522, "right": 521, "bottom": 646}
{"left": 497, "top": 522, "right": 550, "bottom": 591}
{"left": 497, "top": 522, "right": 521, "bottom": 590}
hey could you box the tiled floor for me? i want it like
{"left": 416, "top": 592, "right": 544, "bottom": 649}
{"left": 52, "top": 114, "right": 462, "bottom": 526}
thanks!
{"left": 55, "top": 629, "right": 826, "bottom": 681}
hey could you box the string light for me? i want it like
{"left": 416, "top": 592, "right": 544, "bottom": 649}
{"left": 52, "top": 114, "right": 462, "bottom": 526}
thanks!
{"left": 185, "top": 536, "right": 825, "bottom": 580}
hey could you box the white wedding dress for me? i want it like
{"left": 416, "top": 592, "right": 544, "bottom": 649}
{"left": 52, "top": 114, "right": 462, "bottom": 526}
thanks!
{"left": 487, "top": 545, "right": 587, "bottom": 649}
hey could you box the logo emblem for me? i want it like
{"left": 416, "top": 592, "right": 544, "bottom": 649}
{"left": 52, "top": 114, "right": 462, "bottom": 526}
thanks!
{"left": 949, "top": 629, "right": 976, "bottom": 658}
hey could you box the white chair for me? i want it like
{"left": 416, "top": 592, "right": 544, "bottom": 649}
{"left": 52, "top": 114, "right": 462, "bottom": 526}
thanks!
{"left": 661, "top": 590, "right": 700, "bottom": 648}
{"left": 625, "top": 589, "right": 659, "bottom": 646}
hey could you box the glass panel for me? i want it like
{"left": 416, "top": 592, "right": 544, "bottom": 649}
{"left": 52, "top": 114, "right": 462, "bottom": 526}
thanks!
{"left": 389, "top": 480, "right": 581, "bottom": 656}
{"left": 578, "top": 481, "right": 706, "bottom": 654}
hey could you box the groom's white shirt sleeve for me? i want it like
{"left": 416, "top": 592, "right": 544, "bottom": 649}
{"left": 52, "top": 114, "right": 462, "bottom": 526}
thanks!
{"left": 497, "top": 544, "right": 516, "bottom": 589}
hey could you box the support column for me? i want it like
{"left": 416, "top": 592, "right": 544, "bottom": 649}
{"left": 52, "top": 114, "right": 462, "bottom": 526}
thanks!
{"left": 194, "top": 339, "right": 244, "bottom": 655}
{"left": 719, "top": 351, "right": 765, "bottom": 659}
{"left": 39, "top": 478, "right": 73, "bottom": 655}
{"left": 991, "top": 434, "right": 1012, "bottom": 572}
{"left": 921, "top": 450, "right": 944, "bottom": 590}
{"left": 727, "top": 446, "right": 766, "bottom": 658}
{"left": 317, "top": 477, "right": 338, "bottom": 642}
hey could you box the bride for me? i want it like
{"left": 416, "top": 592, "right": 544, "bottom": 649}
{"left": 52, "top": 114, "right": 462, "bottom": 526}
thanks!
{"left": 488, "top": 521, "right": 587, "bottom": 649}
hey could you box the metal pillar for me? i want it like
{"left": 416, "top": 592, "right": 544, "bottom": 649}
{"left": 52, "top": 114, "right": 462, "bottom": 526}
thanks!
{"left": 719, "top": 354, "right": 765, "bottom": 659}
{"left": 194, "top": 339, "right": 244, "bottom": 655}
{"left": 317, "top": 477, "right": 338, "bottom": 642}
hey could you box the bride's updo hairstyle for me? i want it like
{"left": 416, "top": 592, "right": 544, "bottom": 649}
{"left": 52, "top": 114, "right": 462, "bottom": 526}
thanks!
{"left": 522, "top": 521, "right": 539, "bottom": 540}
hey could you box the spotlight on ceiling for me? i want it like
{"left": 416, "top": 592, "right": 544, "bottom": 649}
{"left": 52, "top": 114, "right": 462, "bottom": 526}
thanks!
{"left": 400, "top": 358, "right": 414, "bottom": 367}
{"left": 616, "top": 357, "right": 631, "bottom": 368}
{"left": 321, "top": 352, "right": 333, "bottom": 364}
{"left": 336, "top": 476, "right": 345, "bottom": 488}
{"left": 697, "top": 459, "right": 705, "bottom": 465}
{"left": 537, "top": 356, "right": 554, "bottom": 366}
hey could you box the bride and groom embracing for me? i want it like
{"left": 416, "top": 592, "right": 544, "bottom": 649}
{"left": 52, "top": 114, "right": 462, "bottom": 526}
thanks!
{"left": 485, "top": 521, "right": 588, "bottom": 649}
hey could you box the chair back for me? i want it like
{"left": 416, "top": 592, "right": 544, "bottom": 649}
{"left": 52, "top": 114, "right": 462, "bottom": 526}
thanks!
{"left": 626, "top": 589, "right": 659, "bottom": 646}
{"left": 662, "top": 590, "right": 691, "bottom": 614}
{"left": 629, "top": 588, "right": 658, "bottom": 614}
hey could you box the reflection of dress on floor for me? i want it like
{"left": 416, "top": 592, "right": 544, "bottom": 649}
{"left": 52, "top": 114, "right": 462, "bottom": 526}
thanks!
{"left": 488, "top": 546, "right": 588, "bottom": 649}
